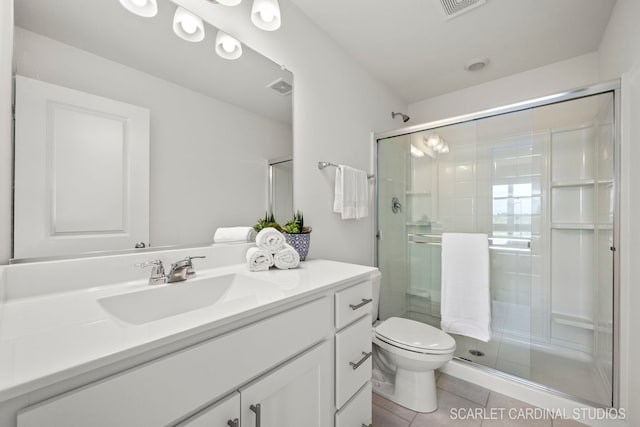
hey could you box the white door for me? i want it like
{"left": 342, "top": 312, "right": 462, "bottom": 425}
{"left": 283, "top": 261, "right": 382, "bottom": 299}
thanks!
{"left": 14, "top": 75, "right": 150, "bottom": 259}
{"left": 240, "top": 342, "right": 331, "bottom": 427}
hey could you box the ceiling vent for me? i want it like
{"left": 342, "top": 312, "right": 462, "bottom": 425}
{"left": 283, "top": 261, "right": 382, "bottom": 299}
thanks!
{"left": 267, "top": 78, "right": 293, "bottom": 96}
{"left": 438, "top": 0, "right": 486, "bottom": 20}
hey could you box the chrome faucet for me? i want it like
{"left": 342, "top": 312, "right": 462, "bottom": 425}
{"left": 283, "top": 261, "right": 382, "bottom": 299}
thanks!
{"left": 167, "top": 256, "right": 206, "bottom": 282}
{"left": 136, "top": 256, "right": 206, "bottom": 285}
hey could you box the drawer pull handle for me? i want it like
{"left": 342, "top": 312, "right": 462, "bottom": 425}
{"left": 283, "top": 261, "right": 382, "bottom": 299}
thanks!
{"left": 250, "top": 403, "right": 261, "bottom": 427}
{"left": 349, "top": 351, "right": 372, "bottom": 370}
{"left": 349, "top": 298, "right": 372, "bottom": 310}
{"left": 227, "top": 419, "right": 239, "bottom": 427}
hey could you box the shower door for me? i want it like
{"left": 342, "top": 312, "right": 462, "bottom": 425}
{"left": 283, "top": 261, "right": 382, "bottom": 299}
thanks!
{"left": 376, "top": 90, "right": 616, "bottom": 407}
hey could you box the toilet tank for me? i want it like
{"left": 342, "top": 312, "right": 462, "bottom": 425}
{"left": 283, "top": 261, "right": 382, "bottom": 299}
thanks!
{"left": 371, "top": 271, "right": 381, "bottom": 322}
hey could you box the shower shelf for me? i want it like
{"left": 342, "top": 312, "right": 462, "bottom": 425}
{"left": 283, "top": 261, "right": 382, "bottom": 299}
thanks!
{"left": 551, "top": 179, "right": 614, "bottom": 188}
{"left": 551, "top": 223, "right": 613, "bottom": 230}
{"left": 552, "top": 313, "right": 594, "bottom": 331}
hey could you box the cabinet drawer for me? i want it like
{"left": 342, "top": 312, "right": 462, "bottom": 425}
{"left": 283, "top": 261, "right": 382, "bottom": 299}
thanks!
{"left": 335, "top": 314, "right": 372, "bottom": 409}
{"left": 177, "top": 392, "right": 239, "bottom": 427}
{"left": 18, "top": 297, "right": 330, "bottom": 427}
{"left": 335, "top": 382, "right": 372, "bottom": 427}
{"left": 335, "top": 280, "right": 373, "bottom": 329}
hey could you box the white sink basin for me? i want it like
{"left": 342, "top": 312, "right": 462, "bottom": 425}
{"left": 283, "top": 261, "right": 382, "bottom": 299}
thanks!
{"left": 98, "top": 274, "right": 281, "bottom": 325}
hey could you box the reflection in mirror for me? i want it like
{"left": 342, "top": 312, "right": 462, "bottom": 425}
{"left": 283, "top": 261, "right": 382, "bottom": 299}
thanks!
{"left": 268, "top": 157, "right": 293, "bottom": 222}
{"left": 12, "top": 0, "right": 293, "bottom": 262}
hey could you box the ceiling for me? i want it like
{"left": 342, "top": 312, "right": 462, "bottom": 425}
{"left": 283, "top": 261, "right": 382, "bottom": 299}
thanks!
{"left": 15, "top": 0, "right": 292, "bottom": 124}
{"left": 289, "top": 0, "right": 617, "bottom": 104}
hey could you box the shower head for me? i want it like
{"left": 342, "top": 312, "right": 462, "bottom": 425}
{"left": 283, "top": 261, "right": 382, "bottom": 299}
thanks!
{"left": 392, "top": 112, "right": 410, "bottom": 123}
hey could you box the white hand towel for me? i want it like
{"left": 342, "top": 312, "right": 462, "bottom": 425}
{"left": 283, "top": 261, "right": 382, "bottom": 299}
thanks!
{"left": 333, "top": 165, "right": 369, "bottom": 220}
{"left": 273, "top": 244, "right": 300, "bottom": 270}
{"left": 255, "top": 227, "right": 286, "bottom": 253}
{"left": 245, "top": 247, "right": 274, "bottom": 272}
{"left": 440, "top": 232, "right": 491, "bottom": 342}
{"left": 213, "top": 226, "right": 257, "bottom": 243}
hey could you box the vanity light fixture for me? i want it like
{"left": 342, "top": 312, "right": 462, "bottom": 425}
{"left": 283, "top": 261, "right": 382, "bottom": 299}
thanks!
{"left": 173, "top": 7, "right": 205, "bottom": 42}
{"left": 251, "top": 0, "right": 281, "bottom": 31}
{"left": 119, "top": 0, "right": 158, "bottom": 17}
{"left": 215, "top": 31, "right": 243, "bottom": 60}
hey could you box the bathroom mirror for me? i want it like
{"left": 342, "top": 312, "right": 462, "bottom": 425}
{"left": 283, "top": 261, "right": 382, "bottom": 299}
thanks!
{"left": 12, "top": 0, "right": 293, "bottom": 261}
{"left": 268, "top": 157, "right": 294, "bottom": 222}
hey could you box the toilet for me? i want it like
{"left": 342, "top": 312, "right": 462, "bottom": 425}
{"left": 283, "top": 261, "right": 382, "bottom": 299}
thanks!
{"left": 370, "top": 275, "right": 456, "bottom": 413}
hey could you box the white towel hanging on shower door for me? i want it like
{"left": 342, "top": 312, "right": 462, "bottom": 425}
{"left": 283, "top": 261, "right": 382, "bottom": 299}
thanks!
{"left": 440, "top": 232, "right": 491, "bottom": 342}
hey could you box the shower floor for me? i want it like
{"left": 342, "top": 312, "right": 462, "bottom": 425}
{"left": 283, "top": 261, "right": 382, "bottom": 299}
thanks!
{"left": 404, "top": 311, "right": 612, "bottom": 407}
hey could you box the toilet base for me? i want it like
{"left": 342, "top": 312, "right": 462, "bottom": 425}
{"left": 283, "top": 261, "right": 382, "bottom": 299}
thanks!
{"left": 372, "top": 368, "right": 438, "bottom": 413}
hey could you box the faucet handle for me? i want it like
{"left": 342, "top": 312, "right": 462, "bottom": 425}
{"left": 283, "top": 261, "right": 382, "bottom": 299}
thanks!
{"left": 135, "top": 259, "right": 163, "bottom": 269}
{"left": 184, "top": 255, "right": 206, "bottom": 277}
{"left": 135, "top": 260, "right": 167, "bottom": 285}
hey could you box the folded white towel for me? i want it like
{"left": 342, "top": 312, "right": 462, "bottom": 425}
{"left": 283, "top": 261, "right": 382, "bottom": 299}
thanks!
{"left": 245, "top": 247, "right": 274, "bottom": 272}
{"left": 255, "top": 227, "right": 286, "bottom": 253}
{"left": 213, "top": 226, "right": 257, "bottom": 243}
{"left": 273, "top": 244, "right": 300, "bottom": 270}
{"left": 440, "top": 233, "right": 491, "bottom": 342}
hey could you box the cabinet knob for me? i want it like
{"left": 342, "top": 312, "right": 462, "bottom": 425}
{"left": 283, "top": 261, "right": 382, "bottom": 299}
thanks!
{"left": 250, "top": 403, "right": 261, "bottom": 427}
{"left": 227, "top": 419, "right": 239, "bottom": 427}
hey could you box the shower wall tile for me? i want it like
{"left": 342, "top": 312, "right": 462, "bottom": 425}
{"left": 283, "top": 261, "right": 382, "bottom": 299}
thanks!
{"left": 438, "top": 164, "right": 454, "bottom": 182}
{"left": 455, "top": 164, "right": 475, "bottom": 181}
{"left": 454, "top": 198, "right": 474, "bottom": 215}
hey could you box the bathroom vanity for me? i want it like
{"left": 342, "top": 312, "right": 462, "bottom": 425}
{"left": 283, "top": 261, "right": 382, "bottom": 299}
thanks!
{"left": 0, "top": 243, "right": 377, "bottom": 426}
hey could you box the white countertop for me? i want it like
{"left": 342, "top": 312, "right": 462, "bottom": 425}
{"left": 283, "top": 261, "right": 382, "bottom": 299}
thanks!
{"left": 0, "top": 259, "right": 378, "bottom": 402}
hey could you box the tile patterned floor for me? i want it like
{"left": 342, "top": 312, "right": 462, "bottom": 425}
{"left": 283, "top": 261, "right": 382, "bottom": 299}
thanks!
{"left": 372, "top": 372, "right": 588, "bottom": 427}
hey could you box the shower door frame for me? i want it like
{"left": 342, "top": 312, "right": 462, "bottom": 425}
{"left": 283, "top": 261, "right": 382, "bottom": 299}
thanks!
{"left": 373, "top": 80, "right": 621, "bottom": 408}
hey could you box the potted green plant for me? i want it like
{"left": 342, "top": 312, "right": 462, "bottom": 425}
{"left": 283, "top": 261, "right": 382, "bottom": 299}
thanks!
{"left": 282, "top": 210, "right": 312, "bottom": 261}
{"left": 253, "top": 212, "right": 282, "bottom": 232}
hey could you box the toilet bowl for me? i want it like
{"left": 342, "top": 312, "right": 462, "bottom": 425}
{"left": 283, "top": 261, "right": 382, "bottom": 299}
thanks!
{"left": 370, "top": 274, "right": 456, "bottom": 413}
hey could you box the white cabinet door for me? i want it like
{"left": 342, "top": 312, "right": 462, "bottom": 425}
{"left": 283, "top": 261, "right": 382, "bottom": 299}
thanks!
{"left": 240, "top": 341, "right": 331, "bottom": 427}
{"left": 14, "top": 75, "right": 150, "bottom": 259}
{"left": 177, "top": 392, "right": 239, "bottom": 427}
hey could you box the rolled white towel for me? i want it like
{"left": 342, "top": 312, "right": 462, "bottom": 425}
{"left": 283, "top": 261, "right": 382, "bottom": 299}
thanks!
{"left": 255, "top": 227, "right": 286, "bottom": 253}
{"left": 214, "top": 226, "right": 257, "bottom": 243}
{"left": 245, "top": 247, "right": 274, "bottom": 272}
{"left": 273, "top": 244, "right": 300, "bottom": 270}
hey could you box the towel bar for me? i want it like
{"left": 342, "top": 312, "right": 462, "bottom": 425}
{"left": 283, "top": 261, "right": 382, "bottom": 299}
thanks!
{"left": 318, "top": 161, "right": 375, "bottom": 180}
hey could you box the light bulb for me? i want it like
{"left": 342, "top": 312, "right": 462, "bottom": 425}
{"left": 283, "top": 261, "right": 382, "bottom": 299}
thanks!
{"left": 427, "top": 135, "right": 440, "bottom": 147}
{"left": 410, "top": 145, "right": 425, "bottom": 158}
{"left": 222, "top": 40, "right": 236, "bottom": 53}
{"left": 215, "top": 30, "right": 242, "bottom": 59}
{"left": 131, "top": 0, "right": 148, "bottom": 6}
{"left": 251, "top": 0, "right": 281, "bottom": 31}
{"left": 259, "top": 7, "right": 276, "bottom": 23}
{"left": 181, "top": 18, "right": 198, "bottom": 34}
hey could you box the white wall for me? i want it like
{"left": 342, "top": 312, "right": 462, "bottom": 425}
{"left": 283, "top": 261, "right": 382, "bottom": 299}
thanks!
{"left": 13, "top": 28, "right": 292, "bottom": 251}
{"left": 172, "top": 0, "right": 406, "bottom": 266}
{"left": 0, "top": 0, "right": 12, "bottom": 264}
{"left": 408, "top": 53, "right": 600, "bottom": 124}
{"left": 597, "top": 0, "right": 640, "bottom": 422}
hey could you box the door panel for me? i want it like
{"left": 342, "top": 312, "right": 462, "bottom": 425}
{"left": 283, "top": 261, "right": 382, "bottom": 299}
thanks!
{"left": 14, "top": 76, "right": 150, "bottom": 258}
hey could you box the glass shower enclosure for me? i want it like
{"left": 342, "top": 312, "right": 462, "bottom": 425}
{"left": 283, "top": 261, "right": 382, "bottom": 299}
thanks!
{"left": 376, "top": 86, "right": 618, "bottom": 407}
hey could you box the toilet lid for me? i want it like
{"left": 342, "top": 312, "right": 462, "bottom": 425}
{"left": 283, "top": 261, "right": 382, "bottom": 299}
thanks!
{"left": 375, "top": 317, "right": 456, "bottom": 354}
